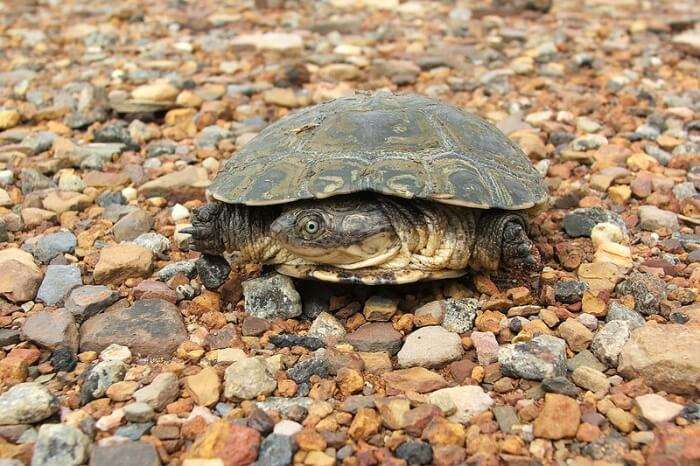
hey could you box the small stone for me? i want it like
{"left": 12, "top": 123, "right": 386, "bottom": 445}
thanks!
{"left": 618, "top": 324, "right": 700, "bottom": 395}
{"left": 348, "top": 408, "right": 381, "bottom": 440}
{"left": 634, "top": 394, "right": 684, "bottom": 424}
{"left": 66, "top": 285, "right": 119, "bottom": 323}
{"left": 185, "top": 367, "right": 221, "bottom": 407}
{"left": 441, "top": 298, "right": 478, "bottom": 333}
{"left": 308, "top": 312, "right": 346, "bottom": 340}
{"left": 0, "top": 109, "right": 21, "bottom": 129}
{"left": 606, "top": 302, "right": 645, "bottom": 329}
{"left": 36, "top": 264, "right": 82, "bottom": 306}
{"left": 397, "top": 326, "right": 463, "bottom": 368}
{"left": 269, "top": 334, "right": 324, "bottom": 351}
{"left": 156, "top": 261, "right": 196, "bottom": 281}
{"left": 0, "top": 383, "right": 58, "bottom": 425}
{"left": 80, "top": 299, "right": 187, "bottom": 358}
{"left": 112, "top": 209, "right": 154, "bottom": 242}
{"left": 567, "top": 349, "right": 606, "bottom": 373}
{"left": 395, "top": 441, "right": 433, "bottom": 465}
{"left": 363, "top": 295, "right": 398, "bottom": 321}
{"left": 541, "top": 377, "right": 581, "bottom": 397}
{"left": 571, "top": 366, "right": 610, "bottom": 393}
{"left": 615, "top": 272, "right": 667, "bottom": 315}
{"left": 287, "top": 357, "right": 330, "bottom": 384}
{"left": 31, "top": 424, "right": 90, "bottom": 466}
{"left": 21, "top": 308, "right": 79, "bottom": 352}
{"left": 499, "top": 335, "right": 567, "bottom": 380}
{"left": 273, "top": 420, "right": 303, "bottom": 436}
{"left": 242, "top": 273, "right": 301, "bottom": 319}
{"left": 123, "top": 403, "right": 155, "bottom": 423}
{"left": 185, "top": 421, "right": 260, "bottom": 466}
{"left": 427, "top": 386, "right": 493, "bottom": 423}
{"left": 80, "top": 360, "right": 127, "bottom": 405}
{"left": 562, "top": 208, "right": 625, "bottom": 238}
{"left": 554, "top": 280, "right": 587, "bottom": 304}
{"left": 493, "top": 405, "right": 519, "bottom": 434}
{"left": 346, "top": 322, "right": 403, "bottom": 355}
{"left": 382, "top": 367, "right": 448, "bottom": 393}
{"left": 470, "top": 331, "right": 499, "bottom": 365}
{"left": 131, "top": 82, "right": 179, "bottom": 102}
{"left": 224, "top": 357, "right": 277, "bottom": 400}
{"left": 606, "top": 407, "right": 635, "bottom": 433}
{"left": 638, "top": 205, "right": 679, "bottom": 232}
{"left": 591, "top": 320, "right": 631, "bottom": 367}
{"left": 558, "top": 318, "right": 594, "bottom": 352}
{"left": 42, "top": 191, "right": 91, "bottom": 215}
{"left": 89, "top": 442, "right": 161, "bottom": 466}
{"left": 31, "top": 231, "right": 77, "bottom": 263}
{"left": 138, "top": 166, "right": 210, "bottom": 198}
{"left": 133, "top": 280, "right": 177, "bottom": 304}
{"left": 100, "top": 344, "right": 132, "bottom": 364}
{"left": 533, "top": 394, "right": 581, "bottom": 440}
{"left": 131, "top": 232, "right": 170, "bottom": 255}
{"left": 258, "top": 434, "right": 296, "bottom": 466}
{"left": 93, "top": 244, "right": 154, "bottom": 285}
{"left": 133, "top": 372, "right": 179, "bottom": 410}
{"left": 195, "top": 255, "right": 231, "bottom": 290}
{"left": 0, "top": 259, "right": 42, "bottom": 303}
{"left": 241, "top": 316, "right": 270, "bottom": 337}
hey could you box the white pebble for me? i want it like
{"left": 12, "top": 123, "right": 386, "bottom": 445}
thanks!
{"left": 171, "top": 204, "right": 190, "bottom": 222}
{"left": 100, "top": 344, "right": 132, "bottom": 364}
{"left": 591, "top": 222, "right": 626, "bottom": 247}
{"left": 273, "top": 420, "right": 303, "bottom": 436}
{"left": 121, "top": 187, "right": 137, "bottom": 202}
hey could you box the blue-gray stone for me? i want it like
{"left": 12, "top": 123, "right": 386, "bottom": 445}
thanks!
{"left": 37, "top": 265, "right": 82, "bottom": 306}
{"left": 258, "top": 434, "right": 297, "bottom": 466}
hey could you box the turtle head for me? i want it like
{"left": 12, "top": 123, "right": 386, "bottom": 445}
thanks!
{"left": 269, "top": 196, "right": 401, "bottom": 269}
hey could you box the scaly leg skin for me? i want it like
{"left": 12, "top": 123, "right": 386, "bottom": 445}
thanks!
{"left": 472, "top": 211, "right": 542, "bottom": 284}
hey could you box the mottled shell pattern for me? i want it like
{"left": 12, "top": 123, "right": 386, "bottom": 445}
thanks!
{"left": 209, "top": 92, "right": 547, "bottom": 210}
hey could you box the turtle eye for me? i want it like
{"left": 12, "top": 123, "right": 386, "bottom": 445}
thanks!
{"left": 305, "top": 220, "right": 320, "bottom": 234}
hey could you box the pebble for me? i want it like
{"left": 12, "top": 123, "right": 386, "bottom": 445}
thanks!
{"left": 100, "top": 344, "right": 132, "bottom": 364}
{"left": 397, "top": 326, "right": 463, "bottom": 368}
{"left": 80, "top": 299, "right": 187, "bottom": 358}
{"left": 0, "top": 383, "right": 58, "bottom": 425}
{"left": 591, "top": 320, "right": 631, "bottom": 367}
{"left": 615, "top": 272, "right": 666, "bottom": 315}
{"left": 89, "top": 442, "right": 161, "bottom": 466}
{"left": 605, "top": 302, "right": 645, "bottom": 329}
{"left": 363, "top": 295, "right": 398, "bottom": 321}
{"left": 498, "top": 335, "right": 567, "bottom": 380}
{"left": 571, "top": 366, "right": 610, "bottom": 393}
{"left": 242, "top": 273, "right": 302, "bottom": 319}
{"left": 224, "top": 357, "right": 277, "bottom": 400}
{"left": 554, "top": 280, "right": 587, "bottom": 304}
{"left": 638, "top": 205, "right": 680, "bottom": 232}
{"left": 558, "top": 318, "right": 593, "bottom": 352}
{"left": 65, "top": 285, "right": 119, "bottom": 323}
{"left": 112, "top": 209, "right": 154, "bottom": 242}
{"left": 428, "top": 386, "right": 493, "bottom": 423}
{"left": 30, "top": 231, "right": 77, "bottom": 264}
{"left": 345, "top": 322, "right": 403, "bottom": 355}
{"left": 185, "top": 367, "right": 221, "bottom": 407}
{"left": 80, "top": 357, "right": 125, "bottom": 401}
{"left": 470, "top": 331, "right": 499, "bottom": 365}
{"left": 395, "top": 441, "right": 433, "bottom": 465}
{"left": 287, "top": 357, "right": 331, "bottom": 384}
{"left": 195, "top": 255, "right": 231, "bottom": 290}
{"left": 132, "top": 232, "right": 170, "bottom": 255}
{"left": 133, "top": 372, "right": 179, "bottom": 410}
{"left": 123, "top": 403, "right": 155, "bottom": 423}
{"left": 156, "top": 261, "right": 196, "bottom": 281}
{"left": 533, "top": 394, "right": 581, "bottom": 440}
{"left": 541, "top": 377, "right": 581, "bottom": 397}
{"left": 185, "top": 422, "right": 260, "bottom": 466}
{"left": 0, "top": 257, "right": 43, "bottom": 303}
{"left": 93, "top": 244, "right": 154, "bottom": 285}
{"left": 562, "top": 207, "right": 625, "bottom": 238}
{"left": 634, "top": 394, "right": 684, "bottom": 424}
{"left": 441, "top": 298, "right": 478, "bottom": 333}
{"left": 308, "top": 312, "right": 346, "bottom": 340}
{"left": 258, "top": 433, "right": 296, "bottom": 466}
{"left": 36, "top": 264, "right": 82, "bottom": 306}
{"left": 31, "top": 424, "right": 90, "bottom": 466}
{"left": 20, "top": 308, "right": 79, "bottom": 352}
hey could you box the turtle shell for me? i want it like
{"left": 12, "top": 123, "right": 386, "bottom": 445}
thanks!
{"left": 209, "top": 92, "right": 548, "bottom": 210}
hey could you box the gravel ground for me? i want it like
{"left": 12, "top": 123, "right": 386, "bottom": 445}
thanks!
{"left": 0, "top": 0, "right": 699, "bottom": 465}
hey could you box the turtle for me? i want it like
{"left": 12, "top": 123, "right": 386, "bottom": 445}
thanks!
{"left": 183, "top": 92, "right": 548, "bottom": 285}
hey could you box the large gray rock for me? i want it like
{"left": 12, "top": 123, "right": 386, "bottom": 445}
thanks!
{"left": 0, "top": 383, "right": 59, "bottom": 425}
{"left": 29, "top": 231, "right": 77, "bottom": 264}
{"left": 80, "top": 299, "right": 187, "bottom": 358}
{"left": 31, "top": 424, "right": 90, "bottom": 466}
{"left": 242, "top": 273, "right": 301, "bottom": 319}
{"left": 498, "top": 335, "right": 567, "bottom": 380}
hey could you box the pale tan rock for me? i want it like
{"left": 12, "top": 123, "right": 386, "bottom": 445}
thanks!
{"left": 185, "top": 367, "right": 220, "bottom": 407}
{"left": 93, "top": 244, "right": 154, "bottom": 285}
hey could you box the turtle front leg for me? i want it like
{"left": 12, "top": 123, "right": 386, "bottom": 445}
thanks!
{"left": 471, "top": 211, "right": 542, "bottom": 274}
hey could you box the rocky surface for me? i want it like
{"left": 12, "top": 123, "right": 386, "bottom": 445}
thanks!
{"left": 0, "top": 0, "right": 698, "bottom": 464}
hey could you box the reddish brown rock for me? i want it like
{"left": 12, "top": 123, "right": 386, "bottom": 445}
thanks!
{"left": 382, "top": 367, "right": 448, "bottom": 394}
{"left": 533, "top": 394, "right": 581, "bottom": 440}
{"left": 185, "top": 421, "right": 260, "bottom": 466}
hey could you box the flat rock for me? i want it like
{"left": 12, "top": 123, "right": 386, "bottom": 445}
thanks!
{"left": 397, "top": 326, "right": 463, "bottom": 368}
{"left": 346, "top": 322, "right": 403, "bottom": 355}
{"left": 185, "top": 367, "right": 220, "bottom": 407}
{"left": 89, "top": 442, "right": 161, "bottom": 466}
{"left": 112, "top": 209, "right": 154, "bottom": 242}
{"left": 634, "top": 394, "right": 684, "bottom": 424}
{"left": 138, "top": 166, "right": 210, "bottom": 199}
{"left": 533, "top": 393, "right": 581, "bottom": 440}
{"left": 30, "top": 231, "right": 77, "bottom": 263}
{"left": 133, "top": 372, "right": 179, "bottom": 410}
{"left": 93, "top": 244, "right": 154, "bottom": 285}
{"left": 381, "top": 367, "right": 448, "bottom": 393}
{"left": 65, "top": 285, "right": 119, "bottom": 322}
{"left": 0, "top": 383, "right": 59, "bottom": 425}
{"left": 308, "top": 312, "right": 346, "bottom": 340}
{"left": 185, "top": 421, "right": 260, "bottom": 466}
{"left": 36, "top": 264, "right": 82, "bottom": 306}
{"left": 427, "top": 386, "right": 493, "bottom": 423}
{"left": 21, "top": 308, "right": 79, "bottom": 352}
{"left": 470, "top": 331, "right": 499, "bottom": 365}
{"left": 80, "top": 299, "right": 187, "bottom": 358}
{"left": 618, "top": 324, "right": 700, "bottom": 395}
{"left": 0, "top": 259, "right": 42, "bottom": 303}
{"left": 591, "top": 320, "right": 631, "bottom": 367}
{"left": 638, "top": 205, "right": 679, "bottom": 232}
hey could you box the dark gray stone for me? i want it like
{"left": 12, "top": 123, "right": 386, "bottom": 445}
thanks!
{"left": 287, "top": 357, "right": 331, "bottom": 384}
{"left": 562, "top": 207, "right": 626, "bottom": 238}
{"left": 542, "top": 376, "right": 582, "bottom": 397}
{"left": 195, "top": 254, "right": 231, "bottom": 290}
{"left": 554, "top": 280, "right": 587, "bottom": 304}
{"left": 395, "top": 441, "right": 433, "bottom": 465}
{"left": 258, "top": 433, "right": 296, "bottom": 466}
{"left": 615, "top": 272, "right": 667, "bottom": 315}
